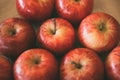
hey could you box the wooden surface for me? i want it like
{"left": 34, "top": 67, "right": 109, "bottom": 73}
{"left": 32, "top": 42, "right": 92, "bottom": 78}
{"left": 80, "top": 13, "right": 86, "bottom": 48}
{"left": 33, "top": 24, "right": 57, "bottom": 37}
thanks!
{"left": 0, "top": 0, "right": 120, "bottom": 23}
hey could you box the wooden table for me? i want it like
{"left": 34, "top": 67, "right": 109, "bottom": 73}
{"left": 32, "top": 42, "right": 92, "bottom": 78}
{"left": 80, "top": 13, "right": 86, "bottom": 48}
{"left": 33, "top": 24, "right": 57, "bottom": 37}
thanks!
{"left": 0, "top": 0, "right": 120, "bottom": 23}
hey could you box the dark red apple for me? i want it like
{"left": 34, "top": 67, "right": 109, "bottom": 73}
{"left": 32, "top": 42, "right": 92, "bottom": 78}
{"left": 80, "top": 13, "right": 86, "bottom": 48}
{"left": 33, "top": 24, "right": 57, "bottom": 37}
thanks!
{"left": 0, "top": 54, "right": 13, "bottom": 80}
{"left": 0, "top": 18, "right": 36, "bottom": 59}
{"left": 16, "top": 0, "right": 55, "bottom": 22}
{"left": 78, "top": 12, "right": 120, "bottom": 53}
{"left": 105, "top": 46, "right": 120, "bottom": 80}
{"left": 37, "top": 18, "right": 75, "bottom": 56}
{"left": 56, "top": 0, "right": 93, "bottom": 24}
{"left": 60, "top": 48, "right": 104, "bottom": 80}
{"left": 14, "top": 48, "right": 58, "bottom": 80}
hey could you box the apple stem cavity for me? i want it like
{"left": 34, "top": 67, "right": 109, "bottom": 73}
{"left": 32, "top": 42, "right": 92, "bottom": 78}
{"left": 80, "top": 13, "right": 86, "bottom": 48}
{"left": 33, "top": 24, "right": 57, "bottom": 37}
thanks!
{"left": 34, "top": 60, "right": 39, "bottom": 64}
{"left": 9, "top": 29, "right": 16, "bottom": 36}
{"left": 71, "top": 61, "right": 82, "bottom": 69}
{"left": 33, "top": 57, "right": 41, "bottom": 65}
{"left": 98, "top": 23, "right": 106, "bottom": 31}
{"left": 52, "top": 18, "right": 56, "bottom": 35}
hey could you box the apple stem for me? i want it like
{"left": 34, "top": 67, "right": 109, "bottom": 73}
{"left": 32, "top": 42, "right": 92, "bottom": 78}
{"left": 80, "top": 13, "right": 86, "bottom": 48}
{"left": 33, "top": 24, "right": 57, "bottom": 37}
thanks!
{"left": 52, "top": 18, "right": 56, "bottom": 35}
{"left": 71, "top": 61, "right": 82, "bottom": 69}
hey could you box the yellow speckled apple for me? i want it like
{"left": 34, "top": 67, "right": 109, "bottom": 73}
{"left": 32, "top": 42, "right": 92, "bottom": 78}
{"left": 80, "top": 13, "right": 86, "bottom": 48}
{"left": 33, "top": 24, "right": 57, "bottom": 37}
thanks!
{"left": 78, "top": 12, "right": 120, "bottom": 53}
{"left": 14, "top": 48, "right": 58, "bottom": 80}
{"left": 0, "top": 54, "right": 13, "bottom": 80}
{"left": 106, "top": 46, "right": 120, "bottom": 80}
{"left": 37, "top": 18, "right": 75, "bottom": 56}
{"left": 16, "top": 0, "right": 55, "bottom": 22}
{"left": 56, "top": 0, "right": 93, "bottom": 24}
{"left": 0, "top": 18, "right": 36, "bottom": 59}
{"left": 60, "top": 48, "right": 104, "bottom": 80}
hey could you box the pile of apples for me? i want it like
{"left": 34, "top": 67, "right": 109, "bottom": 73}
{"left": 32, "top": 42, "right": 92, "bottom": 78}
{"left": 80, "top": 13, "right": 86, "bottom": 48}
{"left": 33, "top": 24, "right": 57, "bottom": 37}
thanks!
{"left": 0, "top": 0, "right": 120, "bottom": 80}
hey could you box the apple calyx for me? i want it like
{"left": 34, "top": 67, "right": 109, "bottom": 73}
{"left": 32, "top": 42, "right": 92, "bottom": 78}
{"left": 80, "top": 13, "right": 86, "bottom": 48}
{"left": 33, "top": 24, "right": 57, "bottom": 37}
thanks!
{"left": 9, "top": 29, "right": 16, "bottom": 36}
{"left": 51, "top": 18, "right": 56, "bottom": 35}
{"left": 98, "top": 23, "right": 106, "bottom": 32}
{"left": 32, "top": 57, "right": 41, "bottom": 65}
{"left": 71, "top": 61, "right": 82, "bottom": 69}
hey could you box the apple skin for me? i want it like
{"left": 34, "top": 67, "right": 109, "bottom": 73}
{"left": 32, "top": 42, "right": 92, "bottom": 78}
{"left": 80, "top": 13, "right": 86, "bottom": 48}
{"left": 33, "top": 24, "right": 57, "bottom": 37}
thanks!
{"left": 16, "top": 0, "right": 55, "bottom": 22}
{"left": 78, "top": 12, "right": 120, "bottom": 53}
{"left": 37, "top": 18, "right": 75, "bottom": 56}
{"left": 0, "top": 18, "right": 36, "bottom": 59}
{"left": 60, "top": 48, "right": 104, "bottom": 80}
{"left": 56, "top": 0, "right": 93, "bottom": 24}
{"left": 0, "top": 54, "right": 13, "bottom": 80}
{"left": 105, "top": 46, "right": 120, "bottom": 80}
{"left": 14, "top": 48, "right": 58, "bottom": 80}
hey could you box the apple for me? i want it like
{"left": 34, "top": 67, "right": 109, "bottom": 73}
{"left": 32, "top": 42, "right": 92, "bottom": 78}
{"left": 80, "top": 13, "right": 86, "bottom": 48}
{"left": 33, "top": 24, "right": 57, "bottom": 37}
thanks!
{"left": 60, "top": 48, "right": 104, "bottom": 80}
{"left": 0, "top": 18, "right": 36, "bottom": 59}
{"left": 37, "top": 18, "right": 75, "bottom": 56}
{"left": 16, "top": 0, "right": 55, "bottom": 22}
{"left": 55, "top": 0, "right": 93, "bottom": 24}
{"left": 78, "top": 12, "right": 120, "bottom": 53}
{"left": 0, "top": 54, "right": 13, "bottom": 80}
{"left": 14, "top": 48, "right": 58, "bottom": 80}
{"left": 105, "top": 46, "right": 120, "bottom": 80}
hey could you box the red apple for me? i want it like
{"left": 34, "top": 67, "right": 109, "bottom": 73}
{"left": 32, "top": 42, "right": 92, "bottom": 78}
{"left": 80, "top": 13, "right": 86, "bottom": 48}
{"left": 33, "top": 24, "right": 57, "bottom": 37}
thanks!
{"left": 105, "top": 46, "right": 120, "bottom": 80}
{"left": 78, "top": 12, "right": 120, "bottom": 53}
{"left": 60, "top": 48, "right": 104, "bottom": 80}
{"left": 0, "top": 54, "right": 13, "bottom": 80}
{"left": 16, "top": 0, "right": 55, "bottom": 22}
{"left": 37, "top": 18, "right": 75, "bottom": 56}
{"left": 0, "top": 18, "right": 36, "bottom": 59}
{"left": 14, "top": 48, "right": 58, "bottom": 80}
{"left": 56, "top": 0, "right": 93, "bottom": 24}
